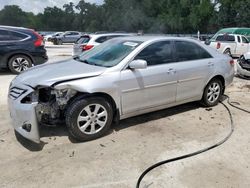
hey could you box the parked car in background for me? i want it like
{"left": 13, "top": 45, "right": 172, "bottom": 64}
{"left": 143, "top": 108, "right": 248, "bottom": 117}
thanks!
{"left": 8, "top": 36, "right": 234, "bottom": 143}
{"left": 206, "top": 27, "right": 250, "bottom": 45}
{"left": 0, "top": 25, "right": 48, "bottom": 74}
{"left": 236, "top": 52, "right": 250, "bottom": 78}
{"left": 208, "top": 34, "right": 250, "bottom": 57}
{"left": 44, "top": 32, "right": 63, "bottom": 42}
{"left": 51, "top": 31, "right": 82, "bottom": 45}
{"left": 72, "top": 33, "right": 134, "bottom": 57}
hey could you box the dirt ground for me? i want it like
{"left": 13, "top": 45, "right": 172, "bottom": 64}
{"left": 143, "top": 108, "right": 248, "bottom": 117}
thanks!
{"left": 0, "top": 44, "right": 250, "bottom": 188}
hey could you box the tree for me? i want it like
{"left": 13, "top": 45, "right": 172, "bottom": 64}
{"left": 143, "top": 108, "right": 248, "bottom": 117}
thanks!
{"left": 0, "top": 5, "right": 28, "bottom": 27}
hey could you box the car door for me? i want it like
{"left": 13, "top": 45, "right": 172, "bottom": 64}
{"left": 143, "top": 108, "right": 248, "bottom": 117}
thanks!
{"left": 63, "top": 32, "right": 74, "bottom": 43}
{"left": 120, "top": 40, "right": 178, "bottom": 115}
{"left": 70, "top": 32, "right": 80, "bottom": 43}
{"left": 239, "top": 36, "right": 250, "bottom": 55}
{"left": 173, "top": 40, "right": 215, "bottom": 102}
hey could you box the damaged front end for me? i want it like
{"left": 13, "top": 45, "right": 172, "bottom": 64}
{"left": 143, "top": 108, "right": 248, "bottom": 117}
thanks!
{"left": 237, "top": 53, "right": 250, "bottom": 78}
{"left": 8, "top": 83, "right": 77, "bottom": 143}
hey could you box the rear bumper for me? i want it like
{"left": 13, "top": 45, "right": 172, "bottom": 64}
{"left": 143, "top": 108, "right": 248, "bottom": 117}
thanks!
{"left": 8, "top": 84, "right": 40, "bottom": 143}
{"left": 31, "top": 51, "right": 48, "bottom": 65}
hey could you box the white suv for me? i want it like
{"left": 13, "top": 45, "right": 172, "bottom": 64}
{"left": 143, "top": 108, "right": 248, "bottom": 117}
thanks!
{"left": 72, "top": 33, "right": 134, "bottom": 57}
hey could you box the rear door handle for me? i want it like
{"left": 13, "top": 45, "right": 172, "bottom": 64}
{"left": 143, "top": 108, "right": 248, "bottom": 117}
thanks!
{"left": 167, "top": 68, "right": 176, "bottom": 74}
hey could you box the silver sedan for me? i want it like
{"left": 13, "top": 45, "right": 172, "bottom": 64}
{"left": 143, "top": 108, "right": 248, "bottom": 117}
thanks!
{"left": 8, "top": 36, "right": 234, "bottom": 143}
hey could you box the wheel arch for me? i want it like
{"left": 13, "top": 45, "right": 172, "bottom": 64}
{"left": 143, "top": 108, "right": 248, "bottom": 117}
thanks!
{"left": 223, "top": 47, "right": 231, "bottom": 54}
{"left": 66, "top": 91, "right": 120, "bottom": 121}
{"left": 205, "top": 75, "right": 225, "bottom": 94}
{"left": 7, "top": 52, "right": 34, "bottom": 66}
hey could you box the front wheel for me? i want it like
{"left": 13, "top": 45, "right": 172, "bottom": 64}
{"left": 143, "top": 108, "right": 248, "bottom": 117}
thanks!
{"left": 65, "top": 97, "right": 113, "bottom": 142}
{"left": 202, "top": 79, "right": 223, "bottom": 107}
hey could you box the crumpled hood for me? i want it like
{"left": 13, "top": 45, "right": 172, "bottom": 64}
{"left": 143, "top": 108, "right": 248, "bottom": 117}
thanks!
{"left": 13, "top": 59, "right": 107, "bottom": 87}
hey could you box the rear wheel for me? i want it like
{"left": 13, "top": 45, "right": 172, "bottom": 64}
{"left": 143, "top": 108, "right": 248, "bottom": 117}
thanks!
{"left": 8, "top": 55, "right": 32, "bottom": 74}
{"left": 202, "top": 79, "right": 223, "bottom": 107}
{"left": 57, "top": 39, "right": 63, "bottom": 45}
{"left": 223, "top": 48, "right": 231, "bottom": 57}
{"left": 65, "top": 97, "right": 113, "bottom": 142}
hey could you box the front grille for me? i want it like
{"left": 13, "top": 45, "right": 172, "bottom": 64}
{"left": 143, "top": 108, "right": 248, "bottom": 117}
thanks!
{"left": 9, "top": 87, "right": 27, "bottom": 100}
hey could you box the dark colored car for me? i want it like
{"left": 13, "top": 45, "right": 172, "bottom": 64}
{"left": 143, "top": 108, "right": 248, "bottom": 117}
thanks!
{"left": 0, "top": 25, "right": 48, "bottom": 74}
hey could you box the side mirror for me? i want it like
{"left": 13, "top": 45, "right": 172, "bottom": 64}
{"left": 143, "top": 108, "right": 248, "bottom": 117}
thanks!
{"left": 129, "top": 59, "right": 147, "bottom": 69}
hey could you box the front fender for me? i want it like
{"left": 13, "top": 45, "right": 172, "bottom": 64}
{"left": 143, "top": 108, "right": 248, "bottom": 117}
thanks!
{"left": 54, "top": 73, "right": 121, "bottom": 112}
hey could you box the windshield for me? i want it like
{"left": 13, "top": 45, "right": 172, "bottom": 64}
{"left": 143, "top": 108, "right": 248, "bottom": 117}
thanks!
{"left": 77, "top": 39, "right": 142, "bottom": 67}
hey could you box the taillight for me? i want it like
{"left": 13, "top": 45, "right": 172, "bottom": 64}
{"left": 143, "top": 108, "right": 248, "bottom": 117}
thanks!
{"left": 32, "top": 30, "right": 44, "bottom": 47}
{"left": 216, "top": 42, "right": 221, "bottom": 49}
{"left": 229, "top": 59, "right": 235, "bottom": 66}
{"left": 82, "top": 45, "right": 94, "bottom": 51}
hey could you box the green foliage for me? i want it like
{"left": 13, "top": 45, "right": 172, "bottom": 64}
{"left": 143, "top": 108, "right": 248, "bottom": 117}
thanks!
{"left": 0, "top": 0, "right": 249, "bottom": 33}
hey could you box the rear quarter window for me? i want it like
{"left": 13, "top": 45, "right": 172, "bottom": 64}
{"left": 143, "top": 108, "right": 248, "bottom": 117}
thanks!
{"left": 76, "top": 36, "right": 90, "bottom": 44}
{"left": 95, "top": 36, "right": 108, "bottom": 43}
{"left": 0, "top": 30, "right": 12, "bottom": 41}
{"left": 10, "top": 31, "right": 28, "bottom": 40}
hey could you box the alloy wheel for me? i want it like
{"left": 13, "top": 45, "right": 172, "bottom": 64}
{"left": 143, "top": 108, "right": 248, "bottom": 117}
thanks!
{"left": 207, "top": 82, "right": 221, "bottom": 103}
{"left": 77, "top": 104, "right": 108, "bottom": 135}
{"left": 12, "top": 57, "right": 30, "bottom": 73}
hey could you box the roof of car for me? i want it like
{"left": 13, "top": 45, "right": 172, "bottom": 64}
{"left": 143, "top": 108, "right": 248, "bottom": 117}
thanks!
{"left": 0, "top": 25, "right": 29, "bottom": 31}
{"left": 84, "top": 33, "right": 135, "bottom": 37}
{"left": 114, "top": 35, "right": 199, "bottom": 42}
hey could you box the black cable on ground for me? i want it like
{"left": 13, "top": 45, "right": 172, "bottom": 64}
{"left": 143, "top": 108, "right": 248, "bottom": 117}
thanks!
{"left": 136, "top": 95, "right": 250, "bottom": 188}
{"left": 225, "top": 94, "right": 250, "bottom": 114}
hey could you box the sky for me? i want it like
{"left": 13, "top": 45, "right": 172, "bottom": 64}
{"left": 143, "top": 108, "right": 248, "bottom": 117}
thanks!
{"left": 0, "top": 0, "right": 104, "bottom": 14}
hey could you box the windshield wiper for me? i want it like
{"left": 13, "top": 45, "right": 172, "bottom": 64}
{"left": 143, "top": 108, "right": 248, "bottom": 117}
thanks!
{"left": 75, "top": 58, "right": 109, "bottom": 67}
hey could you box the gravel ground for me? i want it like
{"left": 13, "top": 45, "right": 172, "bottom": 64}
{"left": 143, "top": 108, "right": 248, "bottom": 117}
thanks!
{"left": 0, "top": 44, "right": 250, "bottom": 188}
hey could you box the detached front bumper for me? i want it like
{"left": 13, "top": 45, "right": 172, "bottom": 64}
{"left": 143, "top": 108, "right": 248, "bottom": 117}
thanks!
{"left": 8, "top": 84, "right": 40, "bottom": 143}
{"left": 236, "top": 62, "right": 250, "bottom": 77}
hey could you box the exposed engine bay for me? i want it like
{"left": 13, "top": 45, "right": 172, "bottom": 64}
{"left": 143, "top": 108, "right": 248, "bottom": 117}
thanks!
{"left": 23, "top": 87, "right": 77, "bottom": 126}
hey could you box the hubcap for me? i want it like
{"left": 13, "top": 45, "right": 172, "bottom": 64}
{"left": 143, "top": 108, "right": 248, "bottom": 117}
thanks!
{"left": 207, "top": 82, "right": 221, "bottom": 103}
{"left": 12, "top": 57, "right": 30, "bottom": 72}
{"left": 77, "top": 104, "right": 108, "bottom": 135}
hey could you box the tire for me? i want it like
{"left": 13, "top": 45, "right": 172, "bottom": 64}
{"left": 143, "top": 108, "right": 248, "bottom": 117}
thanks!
{"left": 8, "top": 55, "right": 32, "bottom": 74}
{"left": 65, "top": 97, "right": 113, "bottom": 142}
{"left": 57, "top": 39, "right": 63, "bottom": 45}
{"left": 201, "top": 79, "right": 223, "bottom": 107}
{"left": 223, "top": 48, "right": 231, "bottom": 57}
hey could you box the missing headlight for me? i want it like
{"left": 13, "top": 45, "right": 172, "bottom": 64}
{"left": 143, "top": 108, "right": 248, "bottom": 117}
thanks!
{"left": 38, "top": 88, "right": 55, "bottom": 103}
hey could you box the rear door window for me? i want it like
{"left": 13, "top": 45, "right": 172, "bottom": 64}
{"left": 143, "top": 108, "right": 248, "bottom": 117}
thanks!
{"left": 71, "top": 32, "right": 79, "bottom": 36}
{"left": 175, "top": 41, "right": 212, "bottom": 61}
{"left": 135, "top": 41, "right": 174, "bottom": 66}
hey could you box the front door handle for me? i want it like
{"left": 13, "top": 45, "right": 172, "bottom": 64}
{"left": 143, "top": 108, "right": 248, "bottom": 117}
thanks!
{"left": 208, "top": 62, "right": 214, "bottom": 67}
